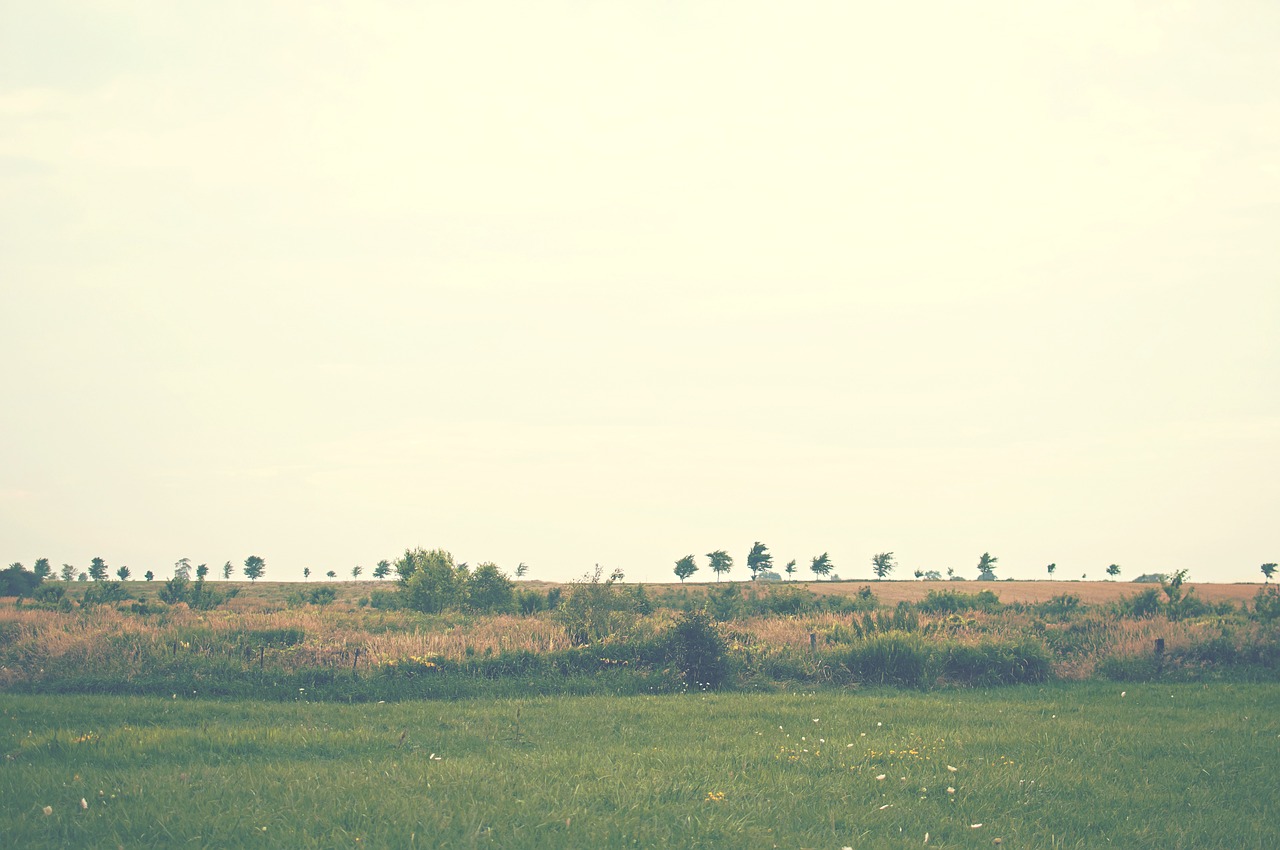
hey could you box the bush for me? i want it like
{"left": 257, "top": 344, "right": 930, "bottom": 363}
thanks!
{"left": 1252, "top": 586, "right": 1280, "bottom": 621}
{"left": 917, "top": 589, "right": 1000, "bottom": 615}
{"left": 81, "top": 581, "right": 131, "bottom": 608}
{"left": 1120, "top": 587, "right": 1163, "bottom": 619}
{"left": 844, "top": 632, "right": 933, "bottom": 687}
{"left": 1038, "top": 594, "right": 1081, "bottom": 618}
{"left": 667, "top": 609, "right": 730, "bottom": 689}
{"left": 941, "top": 638, "right": 1051, "bottom": 686}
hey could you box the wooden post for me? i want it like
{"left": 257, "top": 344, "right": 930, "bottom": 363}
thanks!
{"left": 1154, "top": 638, "right": 1165, "bottom": 674}
{"left": 809, "top": 633, "right": 817, "bottom": 653}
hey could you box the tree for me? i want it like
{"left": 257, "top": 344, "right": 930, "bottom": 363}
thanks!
{"left": 243, "top": 555, "right": 266, "bottom": 582}
{"left": 516, "top": 562, "right": 530, "bottom": 578}
{"left": 923, "top": 569, "right": 943, "bottom": 581}
{"left": 707, "top": 550, "right": 733, "bottom": 582}
{"left": 467, "top": 562, "right": 514, "bottom": 612}
{"left": 373, "top": 560, "right": 391, "bottom": 581}
{"left": 89, "top": 557, "right": 109, "bottom": 582}
{"left": 397, "top": 548, "right": 466, "bottom": 613}
{"left": 326, "top": 570, "right": 337, "bottom": 580}
{"left": 810, "top": 552, "right": 833, "bottom": 580}
{"left": 144, "top": 570, "right": 154, "bottom": 582}
{"left": 77, "top": 572, "right": 87, "bottom": 582}
{"left": 60, "top": 563, "right": 76, "bottom": 582}
{"left": 871, "top": 552, "right": 895, "bottom": 581}
{"left": 746, "top": 542, "right": 772, "bottom": 581}
{"left": 1047, "top": 563, "right": 1057, "bottom": 578}
{"left": 33, "top": 558, "right": 52, "bottom": 582}
{"left": 976, "top": 552, "right": 998, "bottom": 581}
{"left": 116, "top": 565, "right": 131, "bottom": 581}
{"left": 351, "top": 565, "right": 363, "bottom": 581}
{"left": 0, "top": 563, "right": 41, "bottom": 596}
{"left": 674, "top": 554, "right": 698, "bottom": 583}
{"left": 1262, "top": 563, "right": 1277, "bottom": 583}
{"left": 1106, "top": 563, "right": 1121, "bottom": 580}
{"left": 784, "top": 559, "right": 797, "bottom": 581}
{"left": 196, "top": 563, "right": 209, "bottom": 581}
{"left": 174, "top": 558, "right": 192, "bottom": 580}
{"left": 303, "top": 567, "right": 311, "bottom": 581}
{"left": 222, "top": 561, "right": 234, "bottom": 580}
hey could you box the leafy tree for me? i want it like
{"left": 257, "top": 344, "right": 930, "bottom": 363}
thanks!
{"left": 351, "top": 565, "right": 363, "bottom": 581}
{"left": 871, "top": 552, "right": 895, "bottom": 580}
{"left": 746, "top": 542, "right": 772, "bottom": 581}
{"left": 784, "top": 559, "right": 797, "bottom": 581}
{"left": 33, "top": 558, "right": 51, "bottom": 582}
{"left": 397, "top": 548, "right": 466, "bottom": 613}
{"left": 810, "top": 552, "right": 833, "bottom": 580}
{"left": 1047, "top": 563, "right": 1057, "bottom": 578}
{"left": 144, "top": 570, "right": 154, "bottom": 581}
{"left": 922, "top": 569, "right": 943, "bottom": 581}
{"left": 116, "top": 565, "right": 131, "bottom": 581}
{"left": 1, "top": 563, "right": 41, "bottom": 596}
{"left": 707, "top": 550, "right": 733, "bottom": 582}
{"left": 195, "top": 563, "right": 209, "bottom": 581}
{"left": 243, "top": 555, "right": 266, "bottom": 582}
{"left": 467, "top": 562, "right": 514, "bottom": 612}
{"left": 326, "top": 570, "right": 337, "bottom": 580}
{"left": 516, "top": 562, "right": 530, "bottom": 578}
{"left": 174, "top": 558, "right": 192, "bottom": 580}
{"left": 1106, "top": 563, "right": 1121, "bottom": 580}
{"left": 1262, "top": 563, "right": 1277, "bottom": 583}
{"left": 88, "top": 557, "right": 109, "bottom": 582}
{"left": 913, "top": 569, "right": 924, "bottom": 580}
{"left": 674, "top": 554, "right": 698, "bottom": 583}
{"left": 77, "top": 572, "right": 87, "bottom": 582}
{"left": 373, "top": 560, "right": 392, "bottom": 581}
{"left": 303, "top": 567, "right": 311, "bottom": 581}
{"left": 976, "top": 552, "right": 998, "bottom": 581}
{"left": 60, "top": 563, "right": 76, "bottom": 582}
{"left": 222, "top": 561, "right": 234, "bottom": 580}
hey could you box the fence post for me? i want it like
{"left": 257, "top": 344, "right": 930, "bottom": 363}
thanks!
{"left": 810, "top": 633, "right": 817, "bottom": 653}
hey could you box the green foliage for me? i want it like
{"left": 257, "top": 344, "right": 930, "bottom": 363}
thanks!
{"left": 809, "top": 552, "right": 833, "bottom": 580}
{"left": 706, "top": 549, "right": 733, "bottom": 581}
{"left": 746, "top": 541, "right": 772, "bottom": 581}
{"left": 1120, "top": 587, "right": 1164, "bottom": 618}
{"left": 157, "top": 575, "right": 238, "bottom": 609}
{"left": 80, "top": 581, "right": 131, "bottom": 608}
{"left": 1106, "top": 563, "right": 1121, "bottom": 579}
{"left": 667, "top": 608, "right": 730, "bottom": 689}
{"left": 243, "top": 555, "right": 266, "bottom": 582}
{"left": 844, "top": 632, "right": 933, "bottom": 687}
{"left": 1251, "top": 585, "right": 1280, "bottom": 621}
{"left": 88, "top": 557, "right": 109, "bottom": 582}
{"left": 555, "top": 565, "right": 639, "bottom": 644}
{"left": 916, "top": 588, "right": 1001, "bottom": 614}
{"left": 1038, "top": 593, "right": 1082, "bottom": 618}
{"left": 398, "top": 548, "right": 465, "bottom": 613}
{"left": 871, "top": 551, "right": 895, "bottom": 580}
{"left": 467, "top": 562, "right": 515, "bottom": 613}
{"left": 290, "top": 586, "right": 338, "bottom": 606}
{"left": 1262, "top": 563, "right": 1277, "bottom": 583}
{"left": 673, "top": 554, "right": 698, "bottom": 583}
{"left": 0, "top": 562, "right": 42, "bottom": 596}
{"left": 941, "top": 638, "right": 1052, "bottom": 686}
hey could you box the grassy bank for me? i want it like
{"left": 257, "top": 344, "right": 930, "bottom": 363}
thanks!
{"left": 3, "top": 683, "right": 1277, "bottom": 848}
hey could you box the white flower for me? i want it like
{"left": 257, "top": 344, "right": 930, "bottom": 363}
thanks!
{"left": 877, "top": 722, "right": 882, "bottom": 727}
{"left": 80, "top": 798, "right": 88, "bottom": 810}
{"left": 970, "top": 823, "right": 983, "bottom": 828}
{"left": 879, "top": 804, "right": 893, "bottom": 810}
{"left": 876, "top": 774, "right": 886, "bottom": 781}
{"left": 947, "top": 765, "right": 958, "bottom": 772}
{"left": 43, "top": 806, "right": 53, "bottom": 816}
{"left": 1121, "top": 691, "right": 1126, "bottom": 697}
{"left": 947, "top": 786, "right": 955, "bottom": 794}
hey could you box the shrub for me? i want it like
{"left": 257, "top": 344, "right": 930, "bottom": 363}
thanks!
{"left": 1120, "top": 587, "right": 1163, "bottom": 619}
{"left": 1038, "top": 594, "right": 1081, "bottom": 618}
{"left": 368, "top": 589, "right": 402, "bottom": 610}
{"left": 917, "top": 589, "right": 1000, "bottom": 615}
{"left": 81, "top": 581, "right": 131, "bottom": 608}
{"left": 941, "top": 638, "right": 1051, "bottom": 686}
{"left": 844, "top": 632, "right": 933, "bottom": 687}
{"left": 667, "top": 609, "right": 730, "bottom": 689}
{"left": 555, "top": 566, "right": 641, "bottom": 644}
{"left": 1252, "top": 585, "right": 1280, "bottom": 621}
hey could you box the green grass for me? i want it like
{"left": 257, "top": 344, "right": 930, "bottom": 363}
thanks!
{"left": 2, "top": 684, "right": 1277, "bottom": 848}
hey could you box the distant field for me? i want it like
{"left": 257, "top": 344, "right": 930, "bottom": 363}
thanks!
{"left": 3, "top": 684, "right": 1276, "bottom": 849}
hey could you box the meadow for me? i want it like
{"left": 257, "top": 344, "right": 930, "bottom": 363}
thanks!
{"left": 3, "top": 683, "right": 1277, "bottom": 849}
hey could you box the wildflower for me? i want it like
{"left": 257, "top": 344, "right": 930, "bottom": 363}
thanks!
{"left": 879, "top": 804, "right": 893, "bottom": 810}
{"left": 877, "top": 722, "right": 882, "bottom": 727}
{"left": 876, "top": 774, "right": 886, "bottom": 781}
{"left": 924, "top": 833, "right": 929, "bottom": 844}
{"left": 43, "top": 806, "right": 53, "bottom": 816}
{"left": 1121, "top": 691, "right": 1126, "bottom": 698}
{"left": 80, "top": 798, "right": 88, "bottom": 810}
{"left": 971, "top": 823, "right": 983, "bottom": 829}
{"left": 947, "top": 787, "right": 955, "bottom": 795}
{"left": 947, "top": 765, "right": 958, "bottom": 772}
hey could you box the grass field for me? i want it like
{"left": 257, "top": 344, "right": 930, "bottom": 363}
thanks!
{"left": 3, "top": 683, "right": 1277, "bottom": 849}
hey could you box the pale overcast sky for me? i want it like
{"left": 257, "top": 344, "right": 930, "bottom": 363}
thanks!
{"left": 2, "top": 2, "right": 1277, "bottom": 584}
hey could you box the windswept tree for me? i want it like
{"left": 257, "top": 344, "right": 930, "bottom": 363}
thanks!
{"left": 60, "top": 563, "right": 76, "bottom": 582}
{"left": 674, "top": 554, "right": 698, "bottom": 583}
{"left": 89, "top": 557, "right": 109, "bottom": 582}
{"left": 784, "top": 559, "right": 797, "bottom": 581}
{"left": 33, "top": 558, "right": 52, "bottom": 582}
{"left": 1262, "top": 563, "right": 1276, "bottom": 583}
{"left": 871, "top": 552, "right": 895, "bottom": 580}
{"left": 144, "top": 570, "right": 154, "bottom": 581}
{"left": 195, "top": 563, "right": 209, "bottom": 581}
{"left": 303, "top": 567, "right": 311, "bottom": 581}
{"left": 351, "top": 565, "right": 363, "bottom": 582}
{"left": 746, "top": 542, "right": 773, "bottom": 581}
{"left": 914, "top": 569, "right": 924, "bottom": 580}
{"left": 810, "top": 552, "right": 833, "bottom": 580}
{"left": 707, "top": 550, "right": 733, "bottom": 582}
{"left": 222, "top": 561, "right": 234, "bottom": 580}
{"left": 243, "top": 555, "right": 266, "bottom": 582}
{"left": 373, "top": 560, "right": 392, "bottom": 581}
{"left": 1106, "top": 563, "right": 1121, "bottom": 580}
{"left": 976, "top": 552, "right": 998, "bottom": 581}
{"left": 116, "top": 565, "right": 131, "bottom": 581}
{"left": 516, "top": 562, "right": 530, "bottom": 578}
{"left": 1047, "top": 563, "right": 1057, "bottom": 578}
{"left": 326, "top": 570, "right": 337, "bottom": 580}
{"left": 174, "top": 558, "right": 192, "bottom": 580}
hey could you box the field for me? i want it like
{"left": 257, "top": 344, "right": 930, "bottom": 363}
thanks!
{"left": 3, "top": 684, "right": 1277, "bottom": 849}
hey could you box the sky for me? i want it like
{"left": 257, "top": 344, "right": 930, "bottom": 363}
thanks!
{"left": 2, "top": 1, "right": 1277, "bottom": 585}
